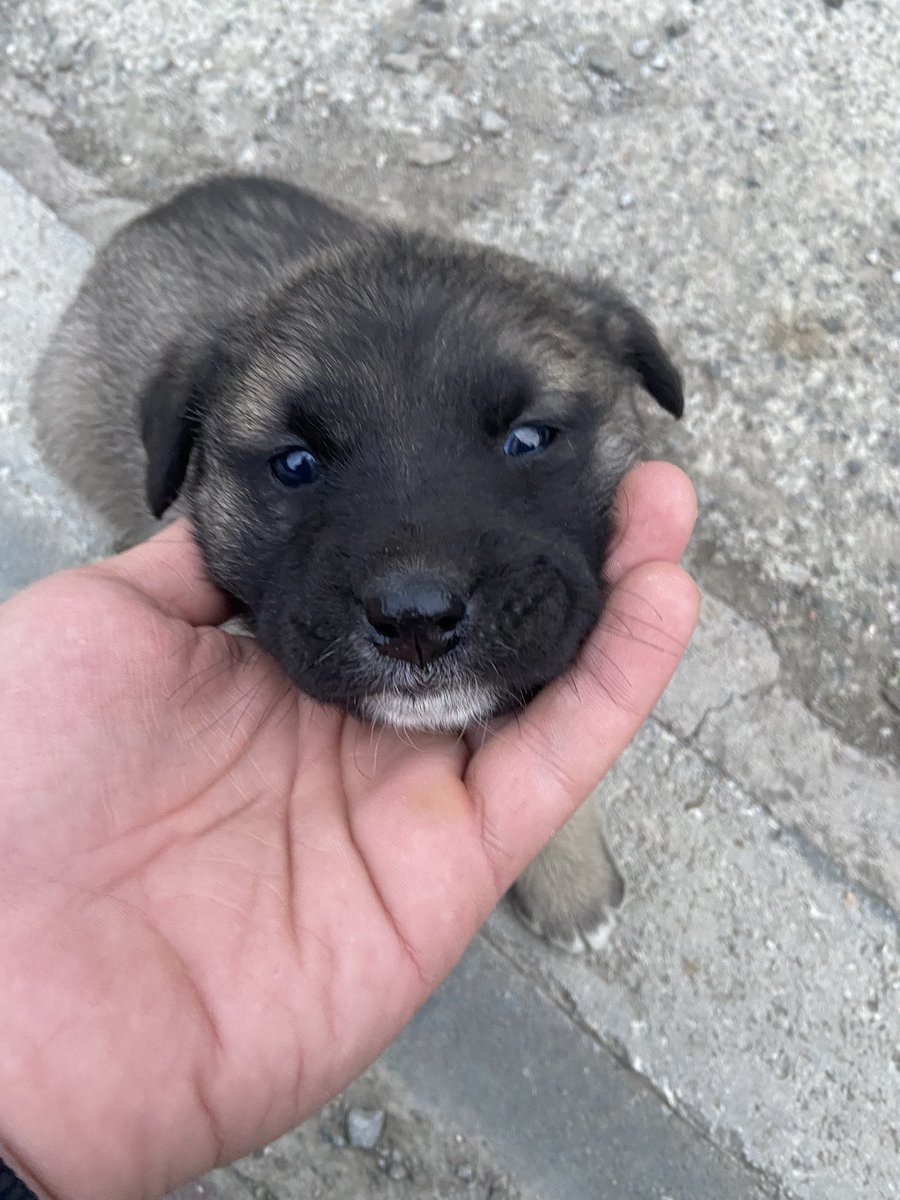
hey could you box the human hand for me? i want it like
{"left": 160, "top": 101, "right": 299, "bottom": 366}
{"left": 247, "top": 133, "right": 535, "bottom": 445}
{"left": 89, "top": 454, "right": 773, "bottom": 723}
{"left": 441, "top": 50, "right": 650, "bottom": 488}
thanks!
{"left": 0, "top": 462, "right": 698, "bottom": 1200}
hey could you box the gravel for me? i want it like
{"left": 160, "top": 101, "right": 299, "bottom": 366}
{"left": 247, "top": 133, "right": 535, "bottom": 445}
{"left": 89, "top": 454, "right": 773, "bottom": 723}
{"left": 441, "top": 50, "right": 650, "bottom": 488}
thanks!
{"left": 406, "top": 139, "right": 456, "bottom": 167}
{"left": 480, "top": 109, "right": 508, "bottom": 136}
{"left": 664, "top": 17, "right": 691, "bottom": 39}
{"left": 587, "top": 54, "right": 618, "bottom": 78}
{"left": 382, "top": 50, "right": 421, "bottom": 74}
{"left": 345, "top": 1108, "right": 385, "bottom": 1150}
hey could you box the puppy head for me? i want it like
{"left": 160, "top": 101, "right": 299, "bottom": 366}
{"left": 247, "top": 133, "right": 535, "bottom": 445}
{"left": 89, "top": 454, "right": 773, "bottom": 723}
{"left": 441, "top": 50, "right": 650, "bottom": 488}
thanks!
{"left": 141, "top": 233, "right": 683, "bottom": 729}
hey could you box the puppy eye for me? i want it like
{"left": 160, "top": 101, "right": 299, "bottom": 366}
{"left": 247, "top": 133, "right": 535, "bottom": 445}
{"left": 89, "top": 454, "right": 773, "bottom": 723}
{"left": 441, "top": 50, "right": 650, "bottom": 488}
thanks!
{"left": 269, "top": 446, "right": 321, "bottom": 487}
{"left": 502, "top": 424, "right": 556, "bottom": 457}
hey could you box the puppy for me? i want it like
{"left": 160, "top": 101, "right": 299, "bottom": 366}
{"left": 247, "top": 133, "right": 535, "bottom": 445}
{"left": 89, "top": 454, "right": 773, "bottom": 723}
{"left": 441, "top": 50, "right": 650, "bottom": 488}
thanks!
{"left": 31, "top": 175, "right": 683, "bottom": 952}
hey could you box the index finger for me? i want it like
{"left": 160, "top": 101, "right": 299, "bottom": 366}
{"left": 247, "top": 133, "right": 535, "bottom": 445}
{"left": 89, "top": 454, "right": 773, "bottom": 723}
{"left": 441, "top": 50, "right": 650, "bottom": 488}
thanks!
{"left": 84, "top": 519, "right": 233, "bottom": 627}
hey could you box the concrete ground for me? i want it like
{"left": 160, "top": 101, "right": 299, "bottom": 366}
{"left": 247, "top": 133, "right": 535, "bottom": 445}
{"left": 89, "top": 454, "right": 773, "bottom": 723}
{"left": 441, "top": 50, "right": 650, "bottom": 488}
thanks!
{"left": 0, "top": 1, "right": 897, "bottom": 1197}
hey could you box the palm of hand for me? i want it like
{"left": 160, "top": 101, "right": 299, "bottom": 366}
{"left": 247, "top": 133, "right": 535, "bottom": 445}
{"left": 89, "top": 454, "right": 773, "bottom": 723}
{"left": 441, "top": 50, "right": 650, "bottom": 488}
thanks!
{"left": 0, "top": 464, "right": 697, "bottom": 1200}
{"left": 1, "top": 568, "right": 497, "bottom": 1198}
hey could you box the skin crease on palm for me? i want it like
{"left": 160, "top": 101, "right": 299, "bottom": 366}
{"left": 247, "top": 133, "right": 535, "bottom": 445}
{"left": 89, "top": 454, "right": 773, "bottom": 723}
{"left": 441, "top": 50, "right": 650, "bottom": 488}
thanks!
{"left": 0, "top": 461, "right": 698, "bottom": 1200}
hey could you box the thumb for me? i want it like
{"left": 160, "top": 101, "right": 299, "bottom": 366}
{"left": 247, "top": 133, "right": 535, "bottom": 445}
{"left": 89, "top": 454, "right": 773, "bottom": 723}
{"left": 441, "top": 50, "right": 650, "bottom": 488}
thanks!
{"left": 466, "top": 561, "right": 700, "bottom": 887}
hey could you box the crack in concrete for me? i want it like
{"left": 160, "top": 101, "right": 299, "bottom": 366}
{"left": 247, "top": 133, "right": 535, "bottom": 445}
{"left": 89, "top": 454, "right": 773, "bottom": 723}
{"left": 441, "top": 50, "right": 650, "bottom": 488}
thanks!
{"left": 685, "top": 675, "right": 780, "bottom": 744}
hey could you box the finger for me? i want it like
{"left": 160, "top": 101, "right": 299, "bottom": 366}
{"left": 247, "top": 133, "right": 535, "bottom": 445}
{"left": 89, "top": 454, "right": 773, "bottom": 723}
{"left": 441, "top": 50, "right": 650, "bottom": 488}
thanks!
{"left": 466, "top": 561, "right": 700, "bottom": 888}
{"left": 84, "top": 519, "right": 232, "bottom": 627}
{"left": 604, "top": 462, "right": 697, "bottom": 585}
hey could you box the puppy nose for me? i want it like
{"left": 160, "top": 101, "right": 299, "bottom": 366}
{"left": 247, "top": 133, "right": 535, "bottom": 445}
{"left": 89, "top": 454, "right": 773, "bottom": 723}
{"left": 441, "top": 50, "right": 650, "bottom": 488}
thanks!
{"left": 363, "top": 572, "right": 467, "bottom": 667}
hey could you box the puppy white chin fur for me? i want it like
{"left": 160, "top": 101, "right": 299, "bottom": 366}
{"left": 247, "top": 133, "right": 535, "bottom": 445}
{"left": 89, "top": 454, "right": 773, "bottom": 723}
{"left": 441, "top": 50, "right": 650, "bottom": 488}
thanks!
{"left": 363, "top": 685, "right": 499, "bottom": 732}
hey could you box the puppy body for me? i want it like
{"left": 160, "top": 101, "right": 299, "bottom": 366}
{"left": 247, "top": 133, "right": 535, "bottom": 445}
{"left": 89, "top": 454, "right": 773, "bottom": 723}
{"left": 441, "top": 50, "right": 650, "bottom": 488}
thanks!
{"left": 32, "top": 175, "right": 683, "bottom": 949}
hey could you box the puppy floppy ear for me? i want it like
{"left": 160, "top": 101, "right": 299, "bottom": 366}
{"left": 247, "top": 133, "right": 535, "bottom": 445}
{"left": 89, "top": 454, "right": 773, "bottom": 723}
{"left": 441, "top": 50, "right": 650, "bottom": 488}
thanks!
{"left": 578, "top": 283, "right": 684, "bottom": 418}
{"left": 139, "top": 339, "right": 227, "bottom": 518}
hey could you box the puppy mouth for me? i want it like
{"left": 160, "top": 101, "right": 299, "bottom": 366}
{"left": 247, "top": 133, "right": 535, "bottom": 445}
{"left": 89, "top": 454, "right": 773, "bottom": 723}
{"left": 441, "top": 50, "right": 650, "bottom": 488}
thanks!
{"left": 361, "top": 681, "right": 500, "bottom": 732}
{"left": 355, "top": 649, "right": 500, "bottom": 731}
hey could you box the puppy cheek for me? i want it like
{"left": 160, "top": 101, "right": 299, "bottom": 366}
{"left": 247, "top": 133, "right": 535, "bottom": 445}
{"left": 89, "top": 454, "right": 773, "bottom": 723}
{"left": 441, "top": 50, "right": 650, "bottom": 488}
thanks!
{"left": 187, "top": 478, "right": 270, "bottom": 602}
{"left": 477, "top": 557, "right": 602, "bottom": 691}
{"left": 254, "top": 563, "right": 372, "bottom": 703}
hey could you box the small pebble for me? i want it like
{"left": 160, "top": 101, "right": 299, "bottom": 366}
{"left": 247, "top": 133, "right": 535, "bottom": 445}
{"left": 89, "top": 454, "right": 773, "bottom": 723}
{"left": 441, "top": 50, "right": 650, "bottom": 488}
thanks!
{"left": 892, "top": 269, "right": 900, "bottom": 285}
{"left": 466, "top": 21, "right": 485, "bottom": 47}
{"left": 587, "top": 54, "right": 617, "bottom": 78}
{"left": 618, "top": 190, "right": 635, "bottom": 210}
{"left": 650, "top": 52, "right": 669, "bottom": 70}
{"left": 51, "top": 47, "right": 77, "bottom": 71}
{"left": 382, "top": 50, "right": 421, "bottom": 74}
{"left": 865, "top": 248, "right": 881, "bottom": 266}
{"left": 407, "top": 139, "right": 456, "bottom": 166}
{"left": 665, "top": 17, "right": 690, "bottom": 38}
{"left": 882, "top": 678, "right": 900, "bottom": 715}
{"left": 780, "top": 562, "right": 812, "bottom": 589}
{"left": 346, "top": 1108, "right": 385, "bottom": 1150}
{"left": 480, "top": 109, "right": 508, "bottom": 136}
{"left": 629, "top": 38, "right": 652, "bottom": 59}
{"left": 456, "top": 1164, "right": 475, "bottom": 1182}
{"left": 388, "top": 1163, "right": 407, "bottom": 1181}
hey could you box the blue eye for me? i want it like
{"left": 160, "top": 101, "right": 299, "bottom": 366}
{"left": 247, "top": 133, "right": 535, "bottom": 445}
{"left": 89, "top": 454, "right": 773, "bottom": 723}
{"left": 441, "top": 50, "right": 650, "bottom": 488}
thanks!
{"left": 503, "top": 424, "right": 555, "bottom": 457}
{"left": 269, "top": 446, "right": 321, "bottom": 487}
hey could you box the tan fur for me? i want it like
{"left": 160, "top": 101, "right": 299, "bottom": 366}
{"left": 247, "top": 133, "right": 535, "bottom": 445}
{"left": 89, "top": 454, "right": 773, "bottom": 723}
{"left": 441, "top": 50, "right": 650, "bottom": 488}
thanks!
{"left": 511, "top": 801, "right": 624, "bottom": 952}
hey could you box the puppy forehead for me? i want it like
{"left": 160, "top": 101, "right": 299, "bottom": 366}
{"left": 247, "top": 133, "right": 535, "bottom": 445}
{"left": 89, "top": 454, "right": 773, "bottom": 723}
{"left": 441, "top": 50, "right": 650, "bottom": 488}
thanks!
{"left": 227, "top": 293, "right": 591, "bottom": 442}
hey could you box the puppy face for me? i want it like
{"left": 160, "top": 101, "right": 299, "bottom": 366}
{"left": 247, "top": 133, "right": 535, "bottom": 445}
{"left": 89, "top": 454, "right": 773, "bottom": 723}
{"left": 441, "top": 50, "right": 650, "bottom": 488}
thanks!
{"left": 143, "top": 234, "right": 682, "bottom": 729}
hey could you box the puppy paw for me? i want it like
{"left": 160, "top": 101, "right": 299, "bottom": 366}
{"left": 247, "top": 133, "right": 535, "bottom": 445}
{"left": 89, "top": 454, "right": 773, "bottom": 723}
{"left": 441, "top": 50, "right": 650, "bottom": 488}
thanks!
{"left": 509, "top": 873, "right": 622, "bottom": 956}
{"left": 509, "top": 809, "right": 625, "bottom": 955}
